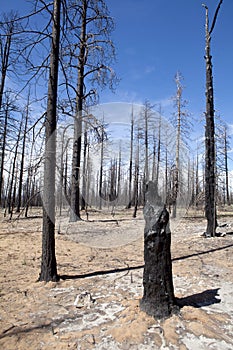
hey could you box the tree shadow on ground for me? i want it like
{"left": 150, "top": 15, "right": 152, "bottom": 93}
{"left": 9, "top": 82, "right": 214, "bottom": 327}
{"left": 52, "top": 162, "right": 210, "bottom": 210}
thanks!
{"left": 60, "top": 243, "right": 233, "bottom": 281}
{"left": 172, "top": 243, "right": 233, "bottom": 262}
{"left": 176, "top": 288, "right": 221, "bottom": 308}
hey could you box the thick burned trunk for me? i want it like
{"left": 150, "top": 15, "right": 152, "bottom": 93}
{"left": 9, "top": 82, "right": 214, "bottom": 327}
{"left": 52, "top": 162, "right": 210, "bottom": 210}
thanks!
{"left": 39, "top": 0, "right": 60, "bottom": 282}
{"left": 140, "top": 181, "right": 177, "bottom": 319}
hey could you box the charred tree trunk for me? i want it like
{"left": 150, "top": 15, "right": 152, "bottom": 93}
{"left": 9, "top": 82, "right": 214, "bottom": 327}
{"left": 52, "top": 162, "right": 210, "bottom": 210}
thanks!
{"left": 172, "top": 72, "right": 183, "bottom": 218}
{"left": 0, "top": 20, "right": 13, "bottom": 111}
{"left": 127, "top": 108, "right": 134, "bottom": 209}
{"left": 117, "top": 146, "right": 121, "bottom": 202}
{"left": 0, "top": 102, "right": 8, "bottom": 206}
{"left": 203, "top": 1, "right": 223, "bottom": 237}
{"left": 223, "top": 126, "right": 230, "bottom": 205}
{"left": 155, "top": 106, "right": 162, "bottom": 193}
{"left": 140, "top": 181, "right": 177, "bottom": 319}
{"left": 16, "top": 97, "right": 29, "bottom": 212}
{"left": 81, "top": 125, "right": 88, "bottom": 210}
{"left": 99, "top": 123, "right": 104, "bottom": 209}
{"left": 70, "top": 1, "right": 87, "bottom": 222}
{"left": 7, "top": 117, "right": 23, "bottom": 216}
{"left": 39, "top": 0, "right": 60, "bottom": 282}
{"left": 133, "top": 127, "right": 140, "bottom": 218}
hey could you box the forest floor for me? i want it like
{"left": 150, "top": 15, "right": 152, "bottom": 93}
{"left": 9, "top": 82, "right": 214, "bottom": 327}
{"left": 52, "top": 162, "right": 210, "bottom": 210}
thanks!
{"left": 0, "top": 206, "right": 233, "bottom": 350}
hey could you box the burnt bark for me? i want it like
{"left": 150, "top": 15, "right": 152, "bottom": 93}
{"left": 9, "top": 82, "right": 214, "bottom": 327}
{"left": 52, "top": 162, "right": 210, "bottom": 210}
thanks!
{"left": 16, "top": 96, "right": 29, "bottom": 212}
{"left": 39, "top": 0, "right": 60, "bottom": 282}
{"left": 126, "top": 108, "right": 134, "bottom": 209}
{"left": 0, "top": 103, "right": 8, "bottom": 206}
{"left": 0, "top": 19, "right": 13, "bottom": 111}
{"left": 224, "top": 126, "right": 230, "bottom": 205}
{"left": 69, "top": 1, "right": 86, "bottom": 222}
{"left": 140, "top": 181, "right": 177, "bottom": 319}
{"left": 203, "top": 1, "right": 223, "bottom": 237}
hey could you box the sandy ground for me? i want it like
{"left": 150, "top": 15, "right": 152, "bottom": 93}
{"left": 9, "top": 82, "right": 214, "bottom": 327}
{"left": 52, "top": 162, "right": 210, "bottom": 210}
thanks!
{"left": 0, "top": 207, "right": 233, "bottom": 350}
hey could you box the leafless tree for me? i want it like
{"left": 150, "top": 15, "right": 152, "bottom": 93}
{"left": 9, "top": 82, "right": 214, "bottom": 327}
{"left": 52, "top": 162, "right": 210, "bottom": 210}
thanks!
{"left": 39, "top": 0, "right": 61, "bottom": 282}
{"left": 60, "top": 0, "right": 117, "bottom": 221}
{"left": 126, "top": 106, "right": 134, "bottom": 209}
{"left": 16, "top": 91, "right": 30, "bottom": 212}
{"left": 202, "top": 0, "right": 223, "bottom": 237}
{"left": 0, "top": 12, "right": 17, "bottom": 111}
{"left": 170, "top": 72, "right": 191, "bottom": 218}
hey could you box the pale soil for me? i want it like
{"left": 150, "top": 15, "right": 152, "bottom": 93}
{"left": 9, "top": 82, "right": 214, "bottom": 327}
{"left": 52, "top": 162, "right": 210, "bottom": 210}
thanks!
{"left": 0, "top": 207, "right": 233, "bottom": 350}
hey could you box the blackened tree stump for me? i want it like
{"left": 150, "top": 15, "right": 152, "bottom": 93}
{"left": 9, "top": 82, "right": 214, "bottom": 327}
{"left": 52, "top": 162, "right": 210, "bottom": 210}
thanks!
{"left": 140, "top": 181, "right": 178, "bottom": 319}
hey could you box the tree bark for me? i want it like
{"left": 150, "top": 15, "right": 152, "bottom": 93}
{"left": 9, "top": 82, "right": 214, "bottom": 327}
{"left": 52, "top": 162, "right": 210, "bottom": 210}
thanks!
{"left": 0, "top": 103, "right": 8, "bottom": 206}
{"left": 203, "top": 1, "right": 223, "bottom": 236}
{"left": 39, "top": 0, "right": 60, "bottom": 282}
{"left": 127, "top": 107, "right": 134, "bottom": 209}
{"left": 69, "top": 1, "right": 87, "bottom": 222}
{"left": 0, "top": 20, "right": 13, "bottom": 111}
{"left": 16, "top": 96, "right": 29, "bottom": 212}
{"left": 223, "top": 126, "right": 230, "bottom": 205}
{"left": 8, "top": 117, "right": 23, "bottom": 217}
{"left": 140, "top": 181, "right": 177, "bottom": 319}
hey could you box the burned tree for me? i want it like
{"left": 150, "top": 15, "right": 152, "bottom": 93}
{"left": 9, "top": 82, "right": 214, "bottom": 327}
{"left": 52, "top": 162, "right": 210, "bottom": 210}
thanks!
{"left": 62, "top": 0, "right": 117, "bottom": 221}
{"left": 39, "top": 0, "right": 61, "bottom": 282}
{"left": 140, "top": 181, "right": 177, "bottom": 319}
{"left": 170, "top": 72, "right": 191, "bottom": 218}
{"left": 203, "top": 0, "right": 223, "bottom": 237}
{"left": 0, "top": 12, "right": 15, "bottom": 111}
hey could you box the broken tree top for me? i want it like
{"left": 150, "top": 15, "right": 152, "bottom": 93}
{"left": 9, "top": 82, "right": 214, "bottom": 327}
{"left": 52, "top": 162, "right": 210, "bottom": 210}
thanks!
{"left": 143, "top": 181, "right": 171, "bottom": 237}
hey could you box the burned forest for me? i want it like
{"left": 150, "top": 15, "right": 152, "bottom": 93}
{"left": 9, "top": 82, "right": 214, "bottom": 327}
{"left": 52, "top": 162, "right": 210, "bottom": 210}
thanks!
{"left": 0, "top": 0, "right": 233, "bottom": 349}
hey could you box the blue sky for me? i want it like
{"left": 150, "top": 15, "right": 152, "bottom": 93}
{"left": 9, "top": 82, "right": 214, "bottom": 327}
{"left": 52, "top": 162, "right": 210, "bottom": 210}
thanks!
{"left": 1, "top": 1, "right": 233, "bottom": 143}
{"left": 104, "top": 0, "right": 233, "bottom": 125}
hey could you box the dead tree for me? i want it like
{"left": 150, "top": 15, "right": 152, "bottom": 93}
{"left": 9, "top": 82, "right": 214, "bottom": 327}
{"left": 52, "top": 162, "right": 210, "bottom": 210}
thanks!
{"left": 0, "top": 13, "right": 14, "bottom": 111}
{"left": 202, "top": 0, "right": 223, "bottom": 237}
{"left": 7, "top": 115, "right": 23, "bottom": 218}
{"left": 223, "top": 125, "right": 230, "bottom": 205}
{"left": 0, "top": 97, "right": 9, "bottom": 206}
{"left": 171, "top": 72, "right": 191, "bottom": 218}
{"left": 133, "top": 124, "right": 140, "bottom": 218}
{"left": 140, "top": 181, "right": 177, "bottom": 319}
{"left": 126, "top": 106, "right": 134, "bottom": 209}
{"left": 16, "top": 92, "right": 30, "bottom": 212}
{"left": 154, "top": 105, "right": 162, "bottom": 192}
{"left": 39, "top": 0, "right": 61, "bottom": 282}
{"left": 65, "top": 0, "right": 117, "bottom": 221}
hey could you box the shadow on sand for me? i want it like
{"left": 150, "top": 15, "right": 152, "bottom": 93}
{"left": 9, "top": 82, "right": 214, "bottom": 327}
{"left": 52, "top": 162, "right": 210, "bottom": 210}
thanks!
{"left": 176, "top": 288, "right": 221, "bottom": 308}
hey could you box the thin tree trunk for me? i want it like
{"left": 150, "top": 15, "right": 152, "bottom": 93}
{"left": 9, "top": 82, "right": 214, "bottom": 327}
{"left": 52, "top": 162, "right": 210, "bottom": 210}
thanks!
{"left": 70, "top": 1, "right": 87, "bottom": 222}
{"left": 155, "top": 106, "right": 162, "bottom": 192}
{"left": 99, "top": 123, "right": 104, "bottom": 209}
{"left": 0, "top": 22, "right": 13, "bottom": 111}
{"left": 127, "top": 108, "right": 134, "bottom": 209}
{"left": 117, "top": 146, "right": 121, "bottom": 202}
{"left": 16, "top": 96, "right": 29, "bottom": 212}
{"left": 203, "top": 1, "right": 223, "bottom": 236}
{"left": 133, "top": 129, "right": 140, "bottom": 218}
{"left": 195, "top": 148, "right": 199, "bottom": 207}
{"left": 144, "top": 103, "right": 149, "bottom": 201}
{"left": 58, "top": 132, "right": 64, "bottom": 216}
{"left": 7, "top": 117, "right": 23, "bottom": 216}
{"left": 9, "top": 165, "right": 18, "bottom": 220}
{"left": 0, "top": 103, "right": 8, "bottom": 206}
{"left": 81, "top": 124, "right": 88, "bottom": 210}
{"left": 224, "top": 127, "right": 230, "bottom": 205}
{"left": 172, "top": 72, "right": 182, "bottom": 218}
